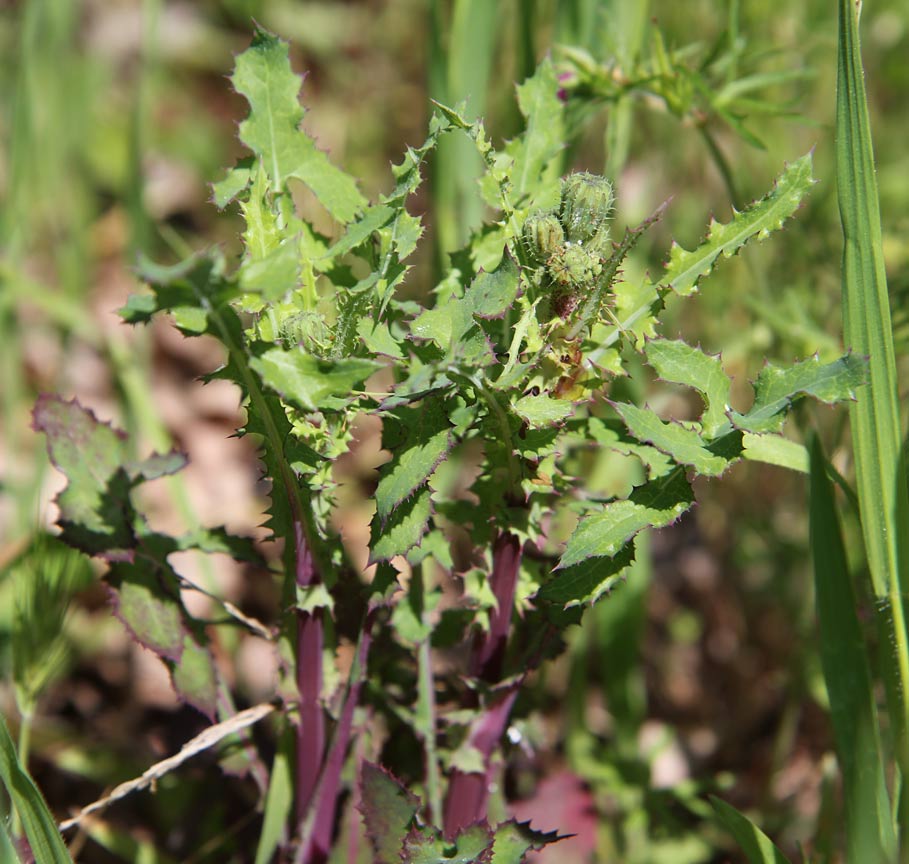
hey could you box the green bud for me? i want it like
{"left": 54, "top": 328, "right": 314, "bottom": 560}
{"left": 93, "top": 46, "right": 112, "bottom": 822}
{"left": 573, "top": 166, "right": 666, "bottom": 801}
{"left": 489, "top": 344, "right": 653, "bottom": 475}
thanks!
{"left": 548, "top": 243, "right": 601, "bottom": 290}
{"left": 559, "top": 172, "right": 615, "bottom": 246}
{"left": 522, "top": 211, "right": 565, "bottom": 264}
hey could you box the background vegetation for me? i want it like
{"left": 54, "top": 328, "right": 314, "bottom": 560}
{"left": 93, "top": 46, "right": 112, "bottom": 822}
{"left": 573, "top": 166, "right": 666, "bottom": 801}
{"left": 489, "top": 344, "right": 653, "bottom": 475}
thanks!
{"left": 1, "top": 1, "right": 907, "bottom": 861}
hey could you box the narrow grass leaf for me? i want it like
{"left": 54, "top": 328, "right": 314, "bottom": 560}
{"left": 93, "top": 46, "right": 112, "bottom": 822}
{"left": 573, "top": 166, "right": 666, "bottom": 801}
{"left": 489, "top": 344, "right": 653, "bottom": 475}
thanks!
{"left": 711, "top": 797, "right": 791, "bottom": 864}
{"left": 0, "top": 715, "right": 72, "bottom": 863}
{"left": 836, "top": 0, "right": 909, "bottom": 782}
{"left": 809, "top": 435, "right": 896, "bottom": 862}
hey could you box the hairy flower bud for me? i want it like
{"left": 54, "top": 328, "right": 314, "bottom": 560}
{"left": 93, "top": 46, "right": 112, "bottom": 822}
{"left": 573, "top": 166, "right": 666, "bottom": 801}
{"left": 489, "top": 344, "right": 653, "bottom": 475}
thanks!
{"left": 559, "top": 172, "right": 615, "bottom": 247}
{"left": 522, "top": 211, "right": 565, "bottom": 264}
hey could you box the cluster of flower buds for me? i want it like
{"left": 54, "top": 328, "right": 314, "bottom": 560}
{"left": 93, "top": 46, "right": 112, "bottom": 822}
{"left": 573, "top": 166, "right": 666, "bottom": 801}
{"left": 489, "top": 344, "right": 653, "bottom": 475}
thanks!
{"left": 521, "top": 172, "right": 615, "bottom": 318}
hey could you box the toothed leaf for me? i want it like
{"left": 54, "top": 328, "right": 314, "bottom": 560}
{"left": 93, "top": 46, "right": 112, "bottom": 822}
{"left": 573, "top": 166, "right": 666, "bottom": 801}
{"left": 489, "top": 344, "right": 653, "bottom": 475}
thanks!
{"left": 359, "top": 763, "right": 419, "bottom": 864}
{"left": 731, "top": 353, "right": 866, "bottom": 433}
{"left": 658, "top": 152, "right": 813, "bottom": 296}
{"left": 611, "top": 402, "right": 730, "bottom": 476}
{"left": 376, "top": 400, "right": 453, "bottom": 520}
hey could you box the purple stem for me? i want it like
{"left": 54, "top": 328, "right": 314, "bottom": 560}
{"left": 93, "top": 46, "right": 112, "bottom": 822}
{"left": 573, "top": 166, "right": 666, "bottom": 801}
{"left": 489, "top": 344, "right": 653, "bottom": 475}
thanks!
{"left": 302, "top": 615, "right": 374, "bottom": 864}
{"left": 294, "top": 520, "right": 325, "bottom": 829}
{"left": 444, "top": 529, "right": 524, "bottom": 838}
{"left": 442, "top": 684, "right": 521, "bottom": 838}
{"left": 470, "top": 531, "right": 522, "bottom": 682}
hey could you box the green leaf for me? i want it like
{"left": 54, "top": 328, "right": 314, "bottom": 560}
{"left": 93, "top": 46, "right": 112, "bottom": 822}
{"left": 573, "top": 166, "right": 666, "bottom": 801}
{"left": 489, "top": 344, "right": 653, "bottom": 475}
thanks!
{"left": 357, "top": 318, "right": 404, "bottom": 359}
{"left": 402, "top": 824, "right": 494, "bottom": 864}
{"left": 231, "top": 27, "right": 365, "bottom": 222}
{"left": 710, "top": 798, "right": 791, "bottom": 864}
{"left": 359, "top": 763, "right": 420, "bottom": 864}
{"left": 169, "top": 633, "right": 219, "bottom": 719}
{"left": 491, "top": 820, "right": 563, "bottom": 864}
{"left": 255, "top": 731, "right": 293, "bottom": 864}
{"left": 644, "top": 338, "right": 731, "bottom": 438}
{"left": 837, "top": 0, "right": 909, "bottom": 606}
{"left": 658, "top": 152, "right": 814, "bottom": 296}
{"left": 611, "top": 402, "right": 730, "bottom": 476}
{"left": 0, "top": 714, "right": 72, "bottom": 862}
{"left": 370, "top": 489, "right": 433, "bottom": 562}
{"left": 211, "top": 161, "right": 252, "bottom": 208}
{"left": 238, "top": 239, "right": 300, "bottom": 301}
{"left": 465, "top": 252, "right": 520, "bottom": 319}
{"left": 731, "top": 353, "right": 866, "bottom": 434}
{"left": 107, "top": 562, "right": 185, "bottom": 661}
{"left": 742, "top": 433, "right": 808, "bottom": 473}
{"left": 513, "top": 395, "right": 574, "bottom": 428}
{"left": 507, "top": 58, "right": 565, "bottom": 203}
{"left": 250, "top": 347, "right": 382, "bottom": 412}
{"left": 538, "top": 543, "right": 635, "bottom": 608}
{"left": 375, "top": 400, "right": 453, "bottom": 521}
{"left": 809, "top": 436, "right": 896, "bottom": 862}
{"left": 557, "top": 470, "right": 693, "bottom": 570}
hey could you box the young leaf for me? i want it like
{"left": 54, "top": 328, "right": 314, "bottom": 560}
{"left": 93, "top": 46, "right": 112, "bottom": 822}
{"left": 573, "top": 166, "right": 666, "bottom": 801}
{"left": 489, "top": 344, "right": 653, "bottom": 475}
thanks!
{"left": 249, "top": 347, "right": 382, "bottom": 412}
{"left": 231, "top": 27, "right": 365, "bottom": 222}
{"left": 491, "top": 820, "right": 564, "bottom": 864}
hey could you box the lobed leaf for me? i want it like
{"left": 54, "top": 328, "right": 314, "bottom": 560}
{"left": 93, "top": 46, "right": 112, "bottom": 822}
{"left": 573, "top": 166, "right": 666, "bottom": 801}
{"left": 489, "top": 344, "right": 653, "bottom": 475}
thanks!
{"left": 402, "top": 823, "right": 494, "bottom": 864}
{"left": 491, "top": 820, "right": 564, "bottom": 864}
{"left": 512, "top": 395, "right": 574, "bottom": 429}
{"left": 249, "top": 347, "right": 382, "bottom": 413}
{"left": 369, "top": 489, "right": 433, "bottom": 563}
{"left": 657, "top": 152, "right": 814, "bottom": 297}
{"left": 644, "top": 338, "right": 731, "bottom": 438}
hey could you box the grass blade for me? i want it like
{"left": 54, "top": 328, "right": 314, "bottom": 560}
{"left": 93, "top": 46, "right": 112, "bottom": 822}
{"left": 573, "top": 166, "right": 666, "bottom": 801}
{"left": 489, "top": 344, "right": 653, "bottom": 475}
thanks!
{"left": 0, "top": 715, "right": 72, "bottom": 863}
{"left": 809, "top": 435, "right": 896, "bottom": 863}
{"left": 836, "top": 0, "right": 909, "bottom": 780}
{"left": 710, "top": 797, "right": 791, "bottom": 864}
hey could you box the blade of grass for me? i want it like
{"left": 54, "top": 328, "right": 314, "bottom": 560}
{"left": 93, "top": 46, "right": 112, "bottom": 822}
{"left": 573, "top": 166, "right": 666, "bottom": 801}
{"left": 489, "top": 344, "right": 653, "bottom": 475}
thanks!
{"left": 710, "top": 797, "right": 791, "bottom": 864}
{"left": 836, "top": 0, "right": 909, "bottom": 787}
{"left": 809, "top": 434, "right": 896, "bottom": 863}
{"left": 0, "top": 715, "right": 72, "bottom": 863}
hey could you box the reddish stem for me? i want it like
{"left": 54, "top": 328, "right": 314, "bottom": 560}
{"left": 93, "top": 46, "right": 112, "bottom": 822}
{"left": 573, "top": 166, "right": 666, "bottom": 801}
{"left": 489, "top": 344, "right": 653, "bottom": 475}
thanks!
{"left": 442, "top": 684, "right": 520, "bottom": 838}
{"left": 294, "top": 520, "right": 325, "bottom": 828}
{"left": 444, "top": 528, "right": 524, "bottom": 838}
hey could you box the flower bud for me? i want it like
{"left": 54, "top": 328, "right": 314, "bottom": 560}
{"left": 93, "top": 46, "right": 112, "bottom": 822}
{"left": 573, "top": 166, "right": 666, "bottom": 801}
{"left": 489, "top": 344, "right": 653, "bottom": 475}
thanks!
{"left": 559, "top": 172, "right": 615, "bottom": 246}
{"left": 522, "top": 211, "right": 564, "bottom": 264}
{"left": 548, "top": 243, "right": 601, "bottom": 289}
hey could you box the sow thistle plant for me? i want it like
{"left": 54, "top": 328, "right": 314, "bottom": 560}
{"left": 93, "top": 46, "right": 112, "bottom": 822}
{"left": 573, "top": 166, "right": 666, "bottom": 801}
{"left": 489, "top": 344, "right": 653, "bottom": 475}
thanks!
{"left": 33, "top": 27, "right": 864, "bottom": 863}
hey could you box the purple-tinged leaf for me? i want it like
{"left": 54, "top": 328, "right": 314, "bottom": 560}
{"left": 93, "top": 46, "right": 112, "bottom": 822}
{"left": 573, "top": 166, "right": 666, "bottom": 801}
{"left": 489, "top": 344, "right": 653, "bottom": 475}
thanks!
{"left": 359, "top": 762, "right": 420, "bottom": 864}
{"left": 33, "top": 396, "right": 136, "bottom": 559}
